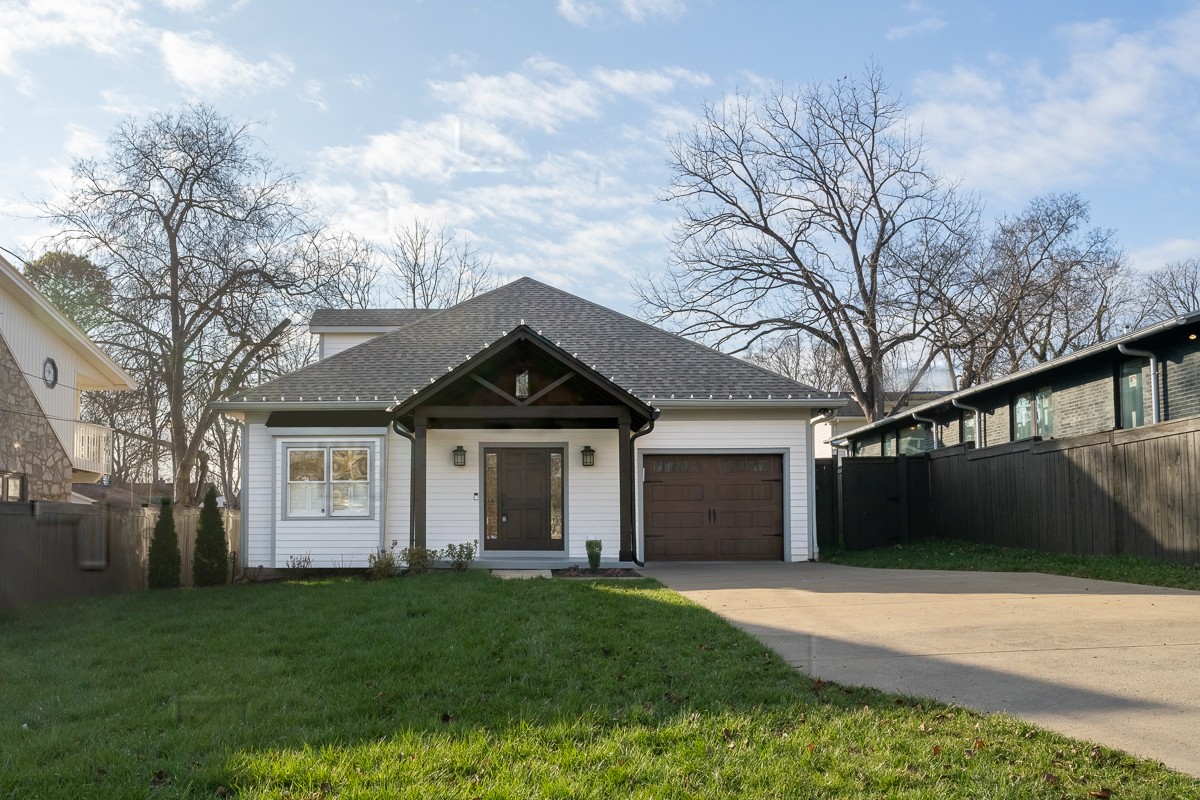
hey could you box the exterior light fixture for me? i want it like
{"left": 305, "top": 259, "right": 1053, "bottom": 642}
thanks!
{"left": 1190, "top": 333, "right": 1198, "bottom": 341}
{"left": 581, "top": 445, "right": 596, "bottom": 467}
{"left": 452, "top": 445, "right": 467, "bottom": 467}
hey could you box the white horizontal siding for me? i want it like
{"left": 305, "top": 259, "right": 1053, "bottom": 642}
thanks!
{"left": 635, "top": 407, "right": 811, "bottom": 562}
{"left": 244, "top": 420, "right": 274, "bottom": 567}
{"left": 244, "top": 432, "right": 387, "bottom": 568}
{"left": 320, "top": 332, "right": 383, "bottom": 359}
{"left": 0, "top": 286, "right": 89, "bottom": 462}
{"left": 425, "top": 428, "right": 620, "bottom": 561}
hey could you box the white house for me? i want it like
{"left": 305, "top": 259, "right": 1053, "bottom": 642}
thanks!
{"left": 0, "top": 253, "right": 136, "bottom": 502}
{"left": 212, "top": 278, "right": 836, "bottom": 568}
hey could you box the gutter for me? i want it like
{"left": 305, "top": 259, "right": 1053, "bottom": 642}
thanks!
{"left": 1117, "top": 344, "right": 1161, "bottom": 424}
{"left": 951, "top": 398, "right": 984, "bottom": 449}
{"left": 627, "top": 409, "right": 661, "bottom": 567}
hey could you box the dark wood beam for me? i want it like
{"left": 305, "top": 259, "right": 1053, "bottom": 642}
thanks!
{"left": 618, "top": 419, "right": 633, "bottom": 562}
{"left": 416, "top": 405, "right": 631, "bottom": 421}
{"left": 470, "top": 374, "right": 521, "bottom": 406}
{"left": 521, "top": 371, "right": 575, "bottom": 406}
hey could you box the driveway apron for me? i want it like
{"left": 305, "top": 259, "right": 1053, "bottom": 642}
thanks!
{"left": 642, "top": 562, "right": 1200, "bottom": 777}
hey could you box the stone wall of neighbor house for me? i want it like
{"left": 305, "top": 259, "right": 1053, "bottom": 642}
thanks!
{"left": 0, "top": 331, "right": 72, "bottom": 501}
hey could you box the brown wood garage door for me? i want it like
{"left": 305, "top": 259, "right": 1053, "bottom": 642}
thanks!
{"left": 643, "top": 454, "right": 784, "bottom": 561}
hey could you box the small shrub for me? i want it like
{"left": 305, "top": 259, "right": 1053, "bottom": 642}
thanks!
{"left": 444, "top": 541, "right": 477, "bottom": 571}
{"left": 368, "top": 540, "right": 400, "bottom": 580}
{"left": 192, "top": 486, "right": 229, "bottom": 587}
{"left": 148, "top": 498, "right": 181, "bottom": 589}
{"left": 402, "top": 545, "right": 441, "bottom": 575}
{"left": 283, "top": 552, "right": 313, "bottom": 579}
{"left": 585, "top": 539, "right": 603, "bottom": 572}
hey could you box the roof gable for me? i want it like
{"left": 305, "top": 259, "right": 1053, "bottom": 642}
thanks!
{"left": 222, "top": 277, "right": 826, "bottom": 407}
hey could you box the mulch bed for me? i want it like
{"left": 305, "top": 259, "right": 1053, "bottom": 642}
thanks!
{"left": 553, "top": 566, "right": 642, "bottom": 578}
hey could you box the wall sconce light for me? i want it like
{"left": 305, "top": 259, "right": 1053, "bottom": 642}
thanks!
{"left": 453, "top": 445, "right": 467, "bottom": 467}
{"left": 580, "top": 445, "right": 595, "bottom": 467}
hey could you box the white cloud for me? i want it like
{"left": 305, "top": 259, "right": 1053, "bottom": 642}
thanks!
{"left": 158, "top": 0, "right": 208, "bottom": 11}
{"left": 319, "top": 115, "right": 527, "bottom": 184}
{"left": 0, "top": 0, "right": 150, "bottom": 89}
{"left": 913, "top": 7, "right": 1200, "bottom": 198}
{"left": 431, "top": 59, "right": 604, "bottom": 133}
{"left": 98, "top": 88, "right": 156, "bottom": 116}
{"left": 1129, "top": 238, "right": 1200, "bottom": 272}
{"left": 620, "top": 0, "right": 685, "bottom": 23}
{"left": 344, "top": 73, "right": 373, "bottom": 92}
{"left": 557, "top": 0, "right": 602, "bottom": 26}
{"left": 302, "top": 79, "right": 329, "bottom": 112}
{"left": 592, "top": 65, "right": 710, "bottom": 99}
{"left": 159, "top": 30, "right": 291, "bottom": 96}
{"left": 886, "top": 17, "right": 945, "bottom": 40}
{"left": 63, "top": 124, "right": 103, "bottom": 158}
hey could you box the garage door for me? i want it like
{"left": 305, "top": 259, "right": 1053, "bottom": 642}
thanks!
{"left": 643, "top": 454, "right": 784, "bottom": 561}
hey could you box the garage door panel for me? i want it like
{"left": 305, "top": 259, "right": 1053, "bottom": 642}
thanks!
{"left": 716, "top": 483, "right": 774, "bottom": 502}
{"left": 643, "top": 453, "right": 784, "bottom": 562}
{"left": 648, "top": 483, "right": 705, "bottom": 502}
{"left": 650, "top": 511, "right": 706, "bottom": 528}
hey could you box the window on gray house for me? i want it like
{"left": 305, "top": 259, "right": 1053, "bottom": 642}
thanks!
{"left": 962, "top": 412, "right": 976, "bottom": 444}
{"left": 1119, "top": 360, "right": 1146, "bottom": 428}
{"left": 881, "top": 433, "right": 895, "bottom": 457}
{"left": 898, "top": 425, "right": 927, "bottom": 454}
{"left": 1012, "top": 387, "right": 1053, "bottom": 440}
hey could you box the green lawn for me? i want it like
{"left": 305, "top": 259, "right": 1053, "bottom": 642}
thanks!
{"left": 2, "top": 574, "right": 1197, "bottom": 798}
{"left": 823, "top": 537, "right": 1200, "bottom": 591}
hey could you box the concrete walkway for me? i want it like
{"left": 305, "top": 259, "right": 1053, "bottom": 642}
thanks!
{"left": 642, "top": 561, "right": 1200, "bottom": 777}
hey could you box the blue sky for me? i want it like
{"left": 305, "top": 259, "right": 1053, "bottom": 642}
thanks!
{"left": 3, "top": 0, "right": 1200, "bottom": 314}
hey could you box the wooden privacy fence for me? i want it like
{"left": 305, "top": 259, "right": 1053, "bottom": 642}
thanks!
{"left": 833, "top": 415, "right": 1200, "bottom": 563}
{"left": 0, "top": 502, "right": 241, "bottom": 612}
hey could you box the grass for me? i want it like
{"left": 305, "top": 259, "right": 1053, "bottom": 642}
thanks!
{"left": 1, "top": 574, "right": 1197, "bottom": 798}
{"left": 823, "top": 537, "right": 1200, "bottom": 591}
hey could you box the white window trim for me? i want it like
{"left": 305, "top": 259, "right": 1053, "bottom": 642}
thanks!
{"left": 281, "top": 441, "right": 376, "bottom": 521}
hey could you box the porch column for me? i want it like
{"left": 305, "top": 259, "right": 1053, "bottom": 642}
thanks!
{"left": 413, "top": 417, "right": 427, "bottom": 547}
{"left": 618, "top": 418, "right": 633, "bottom": 562}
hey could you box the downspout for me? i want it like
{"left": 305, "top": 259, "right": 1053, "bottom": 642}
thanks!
{"left": 1118, "top": 343, "right": 1161, "bottom": 424}
{"left": 951, "top": 398, "right": 984, "bottom": 449}
{"left": 391, "top": 419, "right": 417, "bottom": 548}
{"left": 627, "top": 408, "right": 661, "bottom": 567}
{"left": 911, "top": 412, "right": 938, "bottom": 449}
{"left": 806, "top": 410, "right": 835, "bottom": 561}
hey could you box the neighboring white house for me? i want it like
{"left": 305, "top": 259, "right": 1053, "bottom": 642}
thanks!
{"left": 212, "top": 278, "right": 838, "bottom": 569}
{"left": 0, "top": 253, "right": 136, "bottom": 502}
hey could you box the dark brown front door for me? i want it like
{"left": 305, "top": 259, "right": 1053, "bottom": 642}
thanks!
{"left": 485, "top": 447, "right": 565, "bottom": 551}
{"left": 643, "top": 454, "right": 784, "bottom": 561}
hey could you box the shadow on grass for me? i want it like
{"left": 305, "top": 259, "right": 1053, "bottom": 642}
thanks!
{"left": 1, "top": 574, "right": 1197, "bottom": 798}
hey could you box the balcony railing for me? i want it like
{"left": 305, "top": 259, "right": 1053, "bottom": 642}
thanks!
{"left": 73, "top": 422, "right": 113, "bottom": 476}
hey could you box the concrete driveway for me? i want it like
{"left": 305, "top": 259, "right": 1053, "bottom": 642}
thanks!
{"left": 641, "top": 562, "right": 1200, "bottom": 777}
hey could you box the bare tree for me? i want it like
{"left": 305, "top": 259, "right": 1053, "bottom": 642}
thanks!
{"left": 744, "top": 332, "right": 849, "bottom": 392}
{"left": 385, "top": 218, "right": 498, "bottom": 308}
{"left": 638, "top": 64, "right": 977, "bottom": 422}
{"left": 933, "top": 194, "right": 1139, "bottom": 388}
{"left": 1143, "top": 257, "right": 1200, "bottom": 320}
{"left": 43, "top": 104, "right": 350, "bottom": 504}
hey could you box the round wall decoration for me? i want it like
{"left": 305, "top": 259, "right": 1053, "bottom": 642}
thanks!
{"left": 42, "top": 357, "right": 58, "bottom": 389}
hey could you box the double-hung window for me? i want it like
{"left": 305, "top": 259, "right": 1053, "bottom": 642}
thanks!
{"left": 286, "top": 445, "right": 372, "bottom": 518}
{"left": 0, "top": 472, "right": 26, "bottom": 502}
{"left": 1012, "top": 387, "right": 1053, "bottom": 440}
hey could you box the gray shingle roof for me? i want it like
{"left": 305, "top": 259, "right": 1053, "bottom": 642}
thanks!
{"left": 228, "top": 278, "right": 822, "bottom": 404}
{"left": 309, "top": 308, "right": 438, "bottom": 328}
